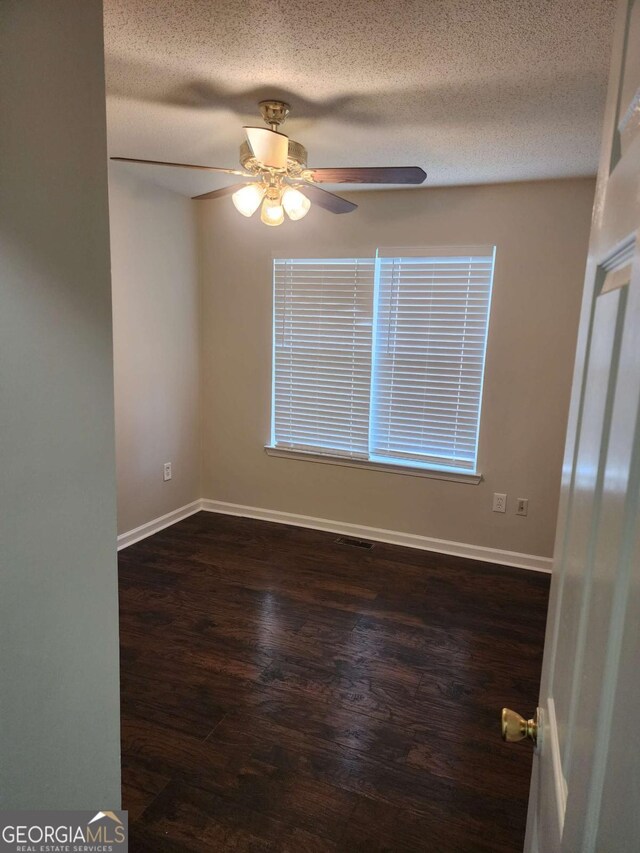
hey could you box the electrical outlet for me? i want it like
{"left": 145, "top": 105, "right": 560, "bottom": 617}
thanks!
{"left": 492, "top": 492, "right": 507, "bottom": 513}
{"left": 163, "top": 462, "right": 172, "bottom": 481}
{"left": 516, "top": 498, "right": 529, "bottom": 516}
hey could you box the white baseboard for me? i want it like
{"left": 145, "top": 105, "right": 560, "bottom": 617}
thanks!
{"left": 117, "top": 497, "right": 553, "bottom": 572}
{"left": 200, "top": 499, "right": 553, "bottom": 573}
{"left": 117, "top": 500, "right": 202, "bottom": 550}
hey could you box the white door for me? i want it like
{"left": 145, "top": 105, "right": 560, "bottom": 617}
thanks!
{"left": 520, "top": 1, "right": 640, "bottom": 850}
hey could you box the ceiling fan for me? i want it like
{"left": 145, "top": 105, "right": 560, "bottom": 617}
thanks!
{"left": 111, "top": 99, "right": 427, "bottom": 226}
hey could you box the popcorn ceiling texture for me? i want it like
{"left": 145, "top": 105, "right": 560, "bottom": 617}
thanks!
{"left": 104, "top": 0, "right": 616, "bottom": 195}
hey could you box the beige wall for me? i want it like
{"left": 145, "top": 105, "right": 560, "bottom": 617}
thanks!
{"left": 109, "top": 168, "right": 201, "bottom": 534}
{"left": 0, "top": 0, "right": 121, "bottom": 807}
{"left": 198, "top": 178, "right": 594, "bottom": 558}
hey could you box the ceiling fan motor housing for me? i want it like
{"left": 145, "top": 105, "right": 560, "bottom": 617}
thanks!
{"left": 239, "top": 139, "right": 308, "bottom": 176}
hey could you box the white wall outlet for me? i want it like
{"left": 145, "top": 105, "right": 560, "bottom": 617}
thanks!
{"left": 493, "top": 492, "right": 507, "bottom": 513}
{"left": 516, "top": 498, "right": 529, "bottom": 516}
{"left": 163, "top": 462, "right": 172, "bottom": 481}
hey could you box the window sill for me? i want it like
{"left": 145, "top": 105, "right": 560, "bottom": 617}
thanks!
{"left": 264, "top": 446, "right": 482, "bottom": 484}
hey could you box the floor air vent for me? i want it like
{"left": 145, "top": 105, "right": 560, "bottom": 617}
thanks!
{"left": 335, "top": 536, "right": 374, "bottom": 550}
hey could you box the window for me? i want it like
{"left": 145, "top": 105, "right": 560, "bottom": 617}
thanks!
{"left": 272, "top": 258, "right": 375, "bottom": 458}
{"left": 271, "top": 246, "right": 495, "bottom": 476}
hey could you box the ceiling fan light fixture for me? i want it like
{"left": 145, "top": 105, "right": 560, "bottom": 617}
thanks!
{"left": 260, "top": 192, "right": 285, "bottom": 227}
{"left": 231, "top": 183, "right": 265, "bottom": 217}
{"left": 282, "top": 187, "right": 311, "bottom": 221}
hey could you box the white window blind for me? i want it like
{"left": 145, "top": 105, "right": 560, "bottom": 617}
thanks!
{"left": 272, "top": 258, "right": 375, "bottom": 458}
{"left": 370, "top": 246, "right": 495, "bottom": 471}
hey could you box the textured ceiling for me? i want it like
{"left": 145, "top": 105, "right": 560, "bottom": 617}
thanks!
{"left": 104, "top": 0, "right": 616, "bottom": 197}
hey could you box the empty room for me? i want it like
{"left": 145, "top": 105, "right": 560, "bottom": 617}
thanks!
{"left": 2, "top": 0, "right": 640, "bottom": 851}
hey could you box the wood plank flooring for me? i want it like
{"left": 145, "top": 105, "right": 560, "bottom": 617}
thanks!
{"left": 118, "top": 511, "right": 550, "bottom": 852}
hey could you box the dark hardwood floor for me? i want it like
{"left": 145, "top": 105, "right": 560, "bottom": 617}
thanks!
{"left": 118, "top": 511, "right": 550, "bottom": 852}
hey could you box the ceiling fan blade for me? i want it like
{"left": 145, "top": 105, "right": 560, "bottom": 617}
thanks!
{"left": 110, "top": 157, "right": 250, "bottom": 177}
{"left": 307, "top": 166, "right": 427, "bottom": 184}
{"left": 243, "top": 127, "right": 288, "bottom": 170}
{"left": 191, "top": 183, "right": 249, "bottom": 201}
{"left": 299, "top": 182, "right": 357, "bottom": 214}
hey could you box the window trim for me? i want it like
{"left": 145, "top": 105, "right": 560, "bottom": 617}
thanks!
{"left": 264, "top": 444, "right": 482, "bottom": 484}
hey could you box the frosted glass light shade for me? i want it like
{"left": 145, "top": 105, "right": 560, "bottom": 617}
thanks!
{"left": 261, "top": 197, "right": 285, "bottom": 226}
{"left": 282, "top": 187, "right": 311, "bottom": 220}
{"left": 232, "top": 183, "right": 265, "bottom": 217}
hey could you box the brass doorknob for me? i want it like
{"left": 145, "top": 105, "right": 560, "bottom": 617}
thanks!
{"left": 501, "top": 707, "right": 539, "bottom": 746}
